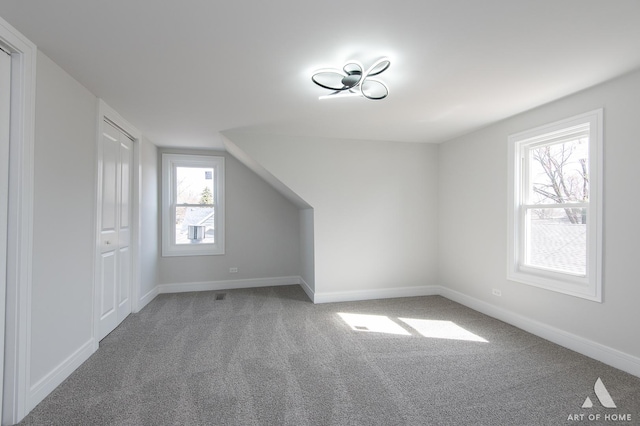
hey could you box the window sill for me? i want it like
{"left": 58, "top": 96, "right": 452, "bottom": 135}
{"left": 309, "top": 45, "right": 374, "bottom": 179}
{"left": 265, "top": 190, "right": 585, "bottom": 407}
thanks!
{"left": 507, "top": 267, "right": 601, "bottom": 302}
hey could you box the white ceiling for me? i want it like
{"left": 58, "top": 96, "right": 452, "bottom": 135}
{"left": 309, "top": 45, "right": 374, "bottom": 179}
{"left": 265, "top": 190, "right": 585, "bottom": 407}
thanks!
{"left": 1, "top": 1, "right": 640, "bottom": 149}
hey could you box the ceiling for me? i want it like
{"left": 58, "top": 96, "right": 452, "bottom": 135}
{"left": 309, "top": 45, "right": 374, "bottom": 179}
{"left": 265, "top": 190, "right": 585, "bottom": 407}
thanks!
{"left": 1, "top": 1, "right": 640, "bottom": 149}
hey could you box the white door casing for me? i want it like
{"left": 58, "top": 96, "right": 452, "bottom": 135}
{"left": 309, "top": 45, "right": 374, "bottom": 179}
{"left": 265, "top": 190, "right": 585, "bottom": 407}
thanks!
{"left": 97, "top": 120, "right": 132, "bottom": 341}
{"left": 0, "top": 46, "right": 12, "bottom": 423}
{"left": 0, "top": 15, "right": 37, "bottom": 425}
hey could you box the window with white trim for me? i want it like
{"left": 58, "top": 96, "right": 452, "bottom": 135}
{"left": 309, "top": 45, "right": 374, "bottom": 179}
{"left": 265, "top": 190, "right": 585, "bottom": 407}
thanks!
{"left": 507, "top": 109, "right": 602, "bottom": 301}
{"left": 162, "top": 153, "right": 225, "bottom": 256}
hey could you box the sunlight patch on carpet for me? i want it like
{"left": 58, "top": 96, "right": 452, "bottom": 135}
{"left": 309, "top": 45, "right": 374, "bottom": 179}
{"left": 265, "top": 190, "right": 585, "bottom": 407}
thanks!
{"left": 337, "top": 313, "right": 411, "bottom": 335}
{"left": 338, "top": 313, "right": 488, "bottom": 342}
{"left": 399, "top": 318, "right": 488, "bottom": 342}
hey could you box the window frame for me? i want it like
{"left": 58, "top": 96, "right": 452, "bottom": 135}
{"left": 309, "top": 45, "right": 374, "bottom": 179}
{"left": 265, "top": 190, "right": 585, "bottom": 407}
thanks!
{"left": 161, "top": 153, "right": 225, "bottom": 257}
{"left": 507, "top": 109, "right": 603, "bottom": 302}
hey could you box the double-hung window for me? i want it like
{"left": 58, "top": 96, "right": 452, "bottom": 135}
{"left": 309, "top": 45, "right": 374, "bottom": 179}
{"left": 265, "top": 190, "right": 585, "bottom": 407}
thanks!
{"left": 162, "top": 153, "right": 225, "bottom": 256}
{"left": 507, "top": 109, "right": 602, "bottom": 301}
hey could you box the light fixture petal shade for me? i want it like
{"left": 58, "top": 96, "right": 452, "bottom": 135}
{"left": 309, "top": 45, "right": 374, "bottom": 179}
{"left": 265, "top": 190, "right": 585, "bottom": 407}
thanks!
{"left": 311, "top": 70, "right": 349, "bottom": 90}
{"left": 360, "top": 78, "right": 388, "bottom": 100}
{"left": 343, "top": 62, "right": 363, "bottom": 75}
{"left": 365, "top": 58, "right": 390, "bottom": 77}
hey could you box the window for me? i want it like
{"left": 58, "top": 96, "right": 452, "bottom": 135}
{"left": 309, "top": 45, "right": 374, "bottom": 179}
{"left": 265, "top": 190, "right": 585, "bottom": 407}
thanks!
{"left": 162, "top": 153, "right": 225, "bottom": 256}
{"left": 507, "top": 109, "right": 602, "bottom": 301}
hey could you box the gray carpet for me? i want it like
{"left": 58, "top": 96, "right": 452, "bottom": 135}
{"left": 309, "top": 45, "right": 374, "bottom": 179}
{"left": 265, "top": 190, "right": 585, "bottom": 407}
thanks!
{"left": 20, "top": 286, "right": 640, "bottom": 425}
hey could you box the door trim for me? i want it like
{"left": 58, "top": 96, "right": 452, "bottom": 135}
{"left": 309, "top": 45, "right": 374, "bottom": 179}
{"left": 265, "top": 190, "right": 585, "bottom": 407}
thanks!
{"left": 0, "top": 15, "right": 37, "bottom": 426}
{"left": 94, "top": 100, "right": 142, "bottom": 349}
{"left": 0, "top": 44, "right": 10, "bottom": 426}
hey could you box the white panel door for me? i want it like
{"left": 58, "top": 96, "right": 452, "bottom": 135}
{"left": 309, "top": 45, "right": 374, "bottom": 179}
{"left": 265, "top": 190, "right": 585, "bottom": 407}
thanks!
{"left": 0, "top": 47, "right": 11, "bottom": 419}
{"left": 117, "top": 134, "right": 132, "bottom": 320}
{"left": 98, "top": 121, "right": 132, "bottom": 340}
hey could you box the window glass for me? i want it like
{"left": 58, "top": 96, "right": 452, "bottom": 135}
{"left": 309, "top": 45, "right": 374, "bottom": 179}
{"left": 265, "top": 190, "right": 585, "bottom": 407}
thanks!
{"left": 525, "top": 207, "right": 586, "bottom": 275}
{"left": 528, "top": 138, "right": 589, "bottom": 205}
{"left": 176, "top": 167, "right": 214, "bottom": 205}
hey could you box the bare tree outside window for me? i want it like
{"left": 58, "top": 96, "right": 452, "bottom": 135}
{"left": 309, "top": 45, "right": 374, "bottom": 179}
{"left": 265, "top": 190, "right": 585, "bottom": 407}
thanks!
{"left": 530, "top": 138, "right": 588, "bottom": 224}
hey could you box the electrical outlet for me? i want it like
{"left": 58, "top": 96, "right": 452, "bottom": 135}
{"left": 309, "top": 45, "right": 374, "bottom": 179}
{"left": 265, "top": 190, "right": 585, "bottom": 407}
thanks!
{"left": 492, "top": 288, "right": 502, "bottom": 297}
{"left": 229, "top": 267, "right": 238, "bottom": 273}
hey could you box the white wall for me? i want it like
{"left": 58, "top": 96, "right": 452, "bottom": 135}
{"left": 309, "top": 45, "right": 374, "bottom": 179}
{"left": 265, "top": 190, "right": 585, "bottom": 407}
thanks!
{"left": 157, "top": 149, "right": 301, "bottom": 287}
{"left": 31, "top": 51, "right": 96, "bottom": 386}
{"left": 438, "top": 69, "right": 640, "bottom": 360}
{"left": 139, "top": 137, "right": 158, "bottom": 304}
{"left": 223, "top": 133, "right": 440, "bottom": 299}
{"left": 299, "top": 208, "right": 315, "bottom": 292}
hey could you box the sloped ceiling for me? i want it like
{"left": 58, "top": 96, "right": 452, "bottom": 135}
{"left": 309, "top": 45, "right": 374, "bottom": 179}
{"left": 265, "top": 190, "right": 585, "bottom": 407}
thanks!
{"left": 1, "top": 1, "right": 639, "bottom": 148}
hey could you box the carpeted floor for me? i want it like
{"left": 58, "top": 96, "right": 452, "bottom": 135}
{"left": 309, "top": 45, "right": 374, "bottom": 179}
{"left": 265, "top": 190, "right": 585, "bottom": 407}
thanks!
{"left": 20, "top": 285, "right": 640, "bottom": 425}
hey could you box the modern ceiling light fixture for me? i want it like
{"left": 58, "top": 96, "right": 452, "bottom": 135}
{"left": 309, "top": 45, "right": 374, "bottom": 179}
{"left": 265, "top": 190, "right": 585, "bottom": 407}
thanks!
{"left": 312, "top": 57, "right": 391, "bottom": 100}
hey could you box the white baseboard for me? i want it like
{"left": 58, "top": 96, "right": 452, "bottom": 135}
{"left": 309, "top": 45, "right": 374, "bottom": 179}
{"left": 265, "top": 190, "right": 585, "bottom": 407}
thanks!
{"left": 299, "top": 278, "right": 314, "bottom": 302}
{"left": 157, "top": 276, "right": 302, "bottom": 294}
{"left": 27, "top": 339, "right": 96, "bottom": 411}
{"left": 137, "top": 286, "right": 159, "bottom": 312}
{"left": 439, "top": 286, "right": 640, "bottom": 378}
{"left": 313, "top": 285, "right": 441, "bottom": 304}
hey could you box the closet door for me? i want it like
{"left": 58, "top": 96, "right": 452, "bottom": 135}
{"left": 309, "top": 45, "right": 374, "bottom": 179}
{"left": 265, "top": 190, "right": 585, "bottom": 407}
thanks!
{"left": 97, "top": 121, "right": 132, "bottom": 340}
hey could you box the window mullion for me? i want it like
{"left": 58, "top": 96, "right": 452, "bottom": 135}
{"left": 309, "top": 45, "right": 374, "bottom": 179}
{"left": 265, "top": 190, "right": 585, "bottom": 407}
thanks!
{"left": 522, "top": 202, "right": 589, "bottom": 209}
